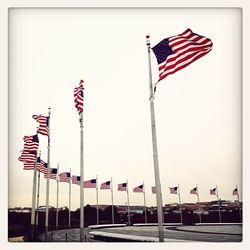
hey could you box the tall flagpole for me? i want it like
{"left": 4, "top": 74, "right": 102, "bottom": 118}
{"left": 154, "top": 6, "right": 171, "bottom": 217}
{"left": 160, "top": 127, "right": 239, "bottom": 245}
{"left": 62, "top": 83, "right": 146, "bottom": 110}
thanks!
{"left": 96, "top": 175, "right": 99, "bottom": 225}
{"left": 56, "top": 164, "right": 59, "bottom": 229}
{"left": 79, "top": 111, "right": 84, "bottom": 241}
{"left": 146, "top": 35, "right": 164, "bottom": 242}
{"left": 216, "top": 185, "right": 222, "bottom": 223}
{"left": 30, "top": 153, "right": 38, "bottom": 241}
{"left": 45, "top": 107, "right": 51, "bottom": 241}
{"left": 127, "top": 179, "right": 131, "bottom": 226}
{"left": 69, "top": 168, "right": 71, "bottom": 228}
{"left": 36, "top": 151, "right": 41, "bottom": 228}
{"left": 178, "top": 184, "right": 183, "bottom": 224}
{"left": 111, "top": 177, "right": 114, "bottom": 224}
{"left": 143, "top": 181, "right": 147, "bottom": 224}
{"left": 196, "top": 184, "right": 202, "bottom": 223}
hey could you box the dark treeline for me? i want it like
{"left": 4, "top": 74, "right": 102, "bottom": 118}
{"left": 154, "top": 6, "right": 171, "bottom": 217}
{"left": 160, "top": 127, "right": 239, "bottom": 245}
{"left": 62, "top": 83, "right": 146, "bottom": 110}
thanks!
{"left": 8, "top": 204, "right": 242, "bottom": 239}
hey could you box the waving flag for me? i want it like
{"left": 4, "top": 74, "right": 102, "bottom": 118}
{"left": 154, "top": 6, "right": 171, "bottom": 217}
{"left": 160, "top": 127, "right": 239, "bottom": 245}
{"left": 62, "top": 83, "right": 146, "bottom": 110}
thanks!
{"left": 36, "top": 157, "right": 47, "bottom": 174}
{"left": 233, "top": 188, "right": 238, "bottom": 196}
{"left": 83, "top": 179, "right": 96, "bottom": 188}
{"left": 100, "top": 181, "right": 111, "bottom": 190}
{"left": 152, "top": 28, "right": 213, "bottom": 83}
{"left": 118, "top": 182, "right": 127, "bottom": 191}
{"left": 151, "top": 186, "right": 156, "bottom": 194}
{"left": 71, "top": 175, "right": 81, "bottom": 185}
{"left": 169, "top": 186, "right": 178, "bottom": 194}
{"left": 74, "top": 80, "right": 84, "bottom": 114}
{"left": 23, "top": 161, "right": 35, "bottom": 170}
{"left": 23, "top": 134, "right": 39, "bottom": 151}
{"left": 190, "top": 187, "right": 198, "bottom": 195}
{"left": 210, "top": 187, "right": 217, "bottom": 195}
{"left": 59, "top": 172, "right": 71, "bottom": 183}
{"left": 32, "top": 115, "right": 49, "bottom": 136}
{"left": 133, "top": 184, "right": 144, "bottom": 193}
{"left": 44, "top": 168, "right": 58, "bottom": 179}
{"left": 18, "top": 150, "right": 37, "bottom": 162}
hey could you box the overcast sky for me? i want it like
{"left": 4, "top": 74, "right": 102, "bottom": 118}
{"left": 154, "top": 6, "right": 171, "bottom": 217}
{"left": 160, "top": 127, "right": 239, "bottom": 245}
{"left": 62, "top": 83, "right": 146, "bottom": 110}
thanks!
{"left": 8, "top": 8, "right": 242, "bottom": 210}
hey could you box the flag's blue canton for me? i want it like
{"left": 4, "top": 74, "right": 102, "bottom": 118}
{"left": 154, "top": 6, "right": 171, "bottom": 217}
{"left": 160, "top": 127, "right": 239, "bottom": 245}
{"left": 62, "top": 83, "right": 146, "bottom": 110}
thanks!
{"left": 51, "top": 168, "right": 57, "bottom": 174}
{"left": 106, "top": 181, "right": 111, "bottom": 185}
{"left": 67, "top": 173, "right": 71, "bottom": 177}
{"left": 138, "top": 185, "right": 143, "bottom": 188}
{"left": 33, "top": 134, "right": 39, "bottom": 143}
{"left": 174, "top": 187, "right": 178, "bottom": 190}
{"left": 122, "top": 183, "right": 127, "bottom": 187}
{"left": 91, "top": 179, "right": 96, "bottom": 183}
{"left": 77, "top": 176, "right": 81, "bottom": 181}
{"left": 152, "top": 38, "right": 173, "bottom": 64}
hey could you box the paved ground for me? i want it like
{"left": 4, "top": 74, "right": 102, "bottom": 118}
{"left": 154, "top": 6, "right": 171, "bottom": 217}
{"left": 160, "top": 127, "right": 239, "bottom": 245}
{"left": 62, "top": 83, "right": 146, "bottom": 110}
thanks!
{"left": 43, "top": 224, "right": 242, "bottom": 242}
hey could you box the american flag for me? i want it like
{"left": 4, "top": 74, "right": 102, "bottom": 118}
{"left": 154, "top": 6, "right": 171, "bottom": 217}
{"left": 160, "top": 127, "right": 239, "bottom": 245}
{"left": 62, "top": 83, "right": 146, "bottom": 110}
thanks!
{"left": 100, "top": 181, "right": 111, "bottom": 190}
{"left": 152, "top": 28, "right": 213, "bottom": 83}
{"left": 71, "top": 175, "right": 81, "bottom": 185}
{"left": 210, "top": 187, "right": 217, "bottom": 195}
{"left": 59, "top": 172, "right": 71, "bottom": 183}
{"left": 23, "top": 161, "right": 35, "bottom": 170}
{"left": 190, "top": 187, "right": 198, "bottom": 195}
{"left": 233, "top": 188, "right": 238, "bottom": 196}
{"left": 83, "top": 179, "right": 96, "bottom": 188}
{"left": 18, "top": 150, "right": 37, "bottom": 162}
{"left": 169, "top": 186, "right": 178, "bottom": 194}
{"left": 74, "top": 80, "right": 84, "bottom": 114}
{"left": 23, "top": 134, "right": 39, "bottom": 151}
{"left": 117, "top": 182, "right": 127, "bottom": 191}
{"left": 133, "top": 184, "right": 144, "bottom": 193}
{"left": 32, "top": 115, "right": 49, "bottom": 137}
{"left": 36, "top": 157, "right": 47, "bottom": 174}
{"left": 151, "top": 186, "right": 156, "bottom": 194}
{"left": 44, "top": 168, "right": 58, "bottom": 180}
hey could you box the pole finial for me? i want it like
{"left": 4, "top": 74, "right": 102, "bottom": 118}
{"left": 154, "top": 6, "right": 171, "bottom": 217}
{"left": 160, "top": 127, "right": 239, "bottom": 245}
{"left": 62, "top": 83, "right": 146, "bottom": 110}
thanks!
{"left": 146, "top": 34, "right": 151, "bottom": 46}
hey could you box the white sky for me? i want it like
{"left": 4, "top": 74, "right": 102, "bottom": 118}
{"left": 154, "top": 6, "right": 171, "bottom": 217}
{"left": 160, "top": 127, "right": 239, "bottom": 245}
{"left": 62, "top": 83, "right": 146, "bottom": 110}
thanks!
{"left": 8, "top": 8, "right": 242, "bottom": 211}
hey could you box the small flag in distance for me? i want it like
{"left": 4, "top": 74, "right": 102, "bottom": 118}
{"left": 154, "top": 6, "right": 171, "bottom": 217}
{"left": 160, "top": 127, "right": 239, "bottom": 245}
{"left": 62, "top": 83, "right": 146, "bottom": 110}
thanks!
{"left": 190, "top": 187, "right": 198, "bottom": 195}
{"left": 118, "top": 183, "right": 127, "bottom": 191}
{"left": 100, "top": 181, "right": 111, "bottom": 190}
{"left": 133, "top": 184, "right": 144, "bottom": 193}
{"left": 83, "top": 179, "right": 96, "bottom": 188}
{"left": 169, "top": 186, "right": 178, "bottom": 194}
{"left": 210, "top": 187, "right": 217, "bottom": 195}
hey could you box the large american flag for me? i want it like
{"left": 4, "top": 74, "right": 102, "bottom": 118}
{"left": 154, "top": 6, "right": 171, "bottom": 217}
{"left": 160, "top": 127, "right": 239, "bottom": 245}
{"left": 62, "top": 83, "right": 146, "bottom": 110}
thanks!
{"left": 169, "top": 186, "right": 178, "bottom": 194}
{"left": 83, "top": 179, "right": 96, "bottom": 188}
{"left": 18, "top": 150, "right": 37, "bottom": 162}
{"left": 152, "top": 28, "right": 213, "bottom": 83}
{"left": 71, "top": 175, "right": 81, "bottom": 185}
{"left": 133, "top": 184, "right": 144, "bottom": 193}
{"left": 23, "top": 134, "right": 39, "bottom": 152}
{"left": 32, "top": 115, "right": 49, "bottom": 136}
{"left": 59, "top": 172, "right": 71, "bottom": 183}
{"left": 117, "top": 182, "right": 127, "bottom": 191}
{"left": 100, "top": 181, "right": 111, "bottom": 190}
{"left": 74, "top": 80, "right": 84, "bottom": 114}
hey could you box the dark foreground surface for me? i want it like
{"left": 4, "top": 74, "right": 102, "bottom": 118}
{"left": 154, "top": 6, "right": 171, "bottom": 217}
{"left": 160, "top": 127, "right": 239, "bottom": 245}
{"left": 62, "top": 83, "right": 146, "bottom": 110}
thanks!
{"left": 38, "top": 224, "right": 242, "bottom": 242}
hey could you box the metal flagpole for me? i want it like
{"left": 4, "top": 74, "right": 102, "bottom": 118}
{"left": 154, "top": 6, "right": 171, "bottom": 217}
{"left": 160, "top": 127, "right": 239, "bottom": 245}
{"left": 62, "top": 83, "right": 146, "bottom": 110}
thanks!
{"left": 79, "top": 111, "right": 85, "bottom": 241}
{"left": 36, "top": 164, "right": 41, "bottom": 226}
{"left": 30, "top": 153, "right": 38, "bottom": 241}
{"left": 127, "top": 179, "right": 131, "bottom": 226}
{"left": 143, "top": 181, "right": 147, "bottom": 224}
{"left": 146, "top": 35, "right": 164, "bottom": 242}
{"left": 216, "top": 185, "right": 222, "bottom": 223}
{"left": 111, "top": 177, "right": 114, "bottom": 224}
{"left": 96, "top": 175, "right": 99, "bottom": 225}
{"left": 196, "top": 184, "right": 202, "bottom": 223}
{"left": 35, "top": 151, "right": 41, "bottom": 230}
{"left": 45, "top": 107, "right": 51, "bottom": 241}
{"left": 56, "top": 164, "right": 59, "bottom": 229}
{"left": 177, "top": 184, "right": 183, "bottom": 224}
{"left": 69, "top": 168, "right": 71, "bottom": 228}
